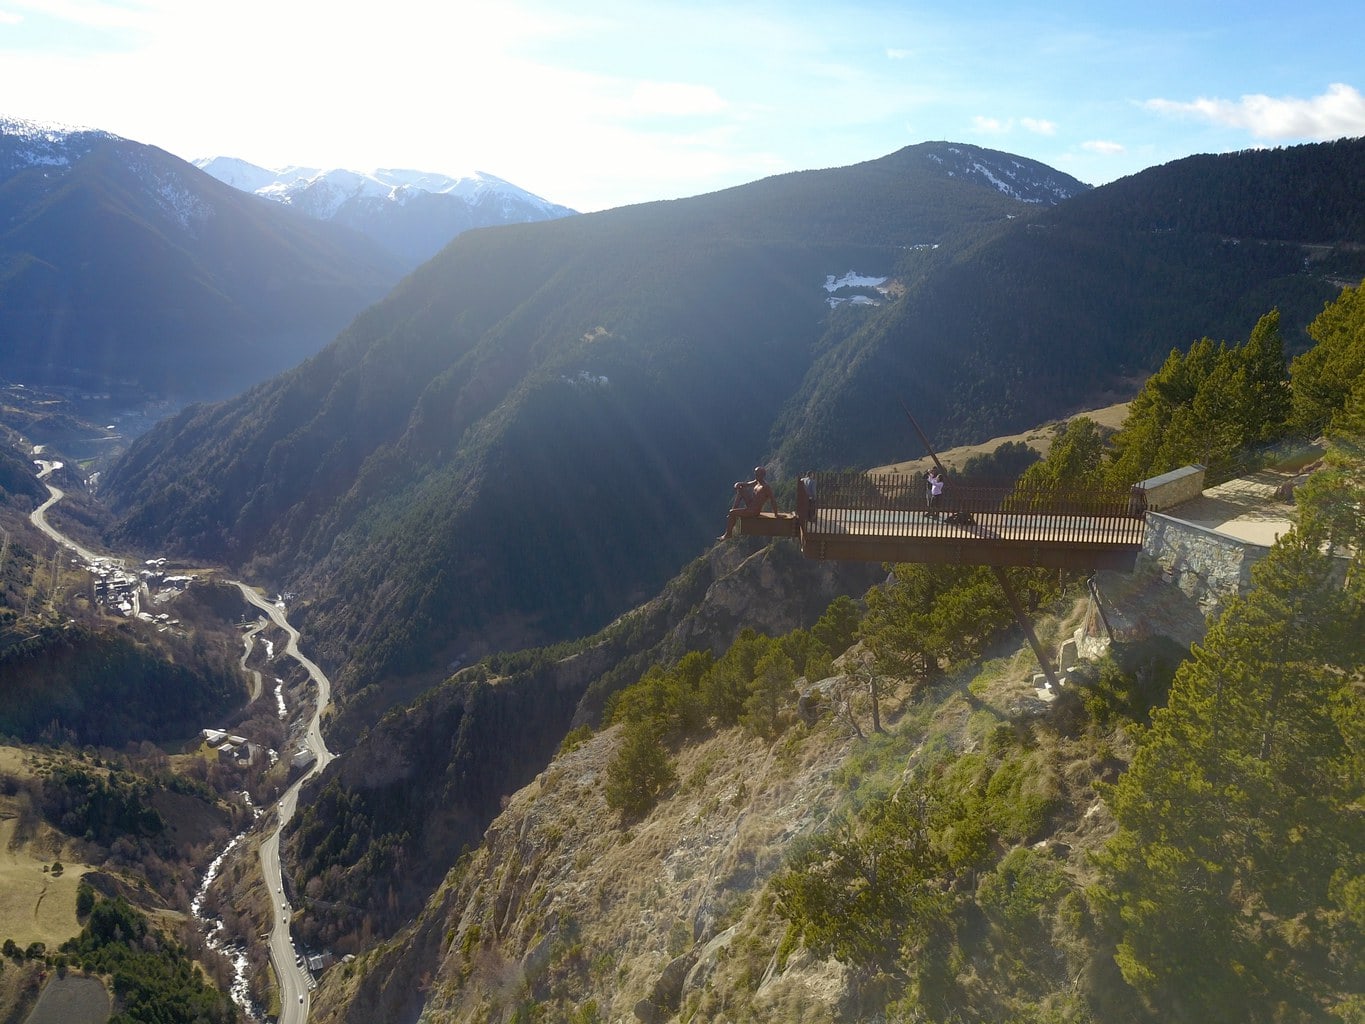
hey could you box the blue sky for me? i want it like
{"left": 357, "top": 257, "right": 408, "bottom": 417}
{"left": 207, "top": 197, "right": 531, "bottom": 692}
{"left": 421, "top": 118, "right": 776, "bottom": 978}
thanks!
{"left": 3, "top": 0, "right": 1362, "bottom": 212}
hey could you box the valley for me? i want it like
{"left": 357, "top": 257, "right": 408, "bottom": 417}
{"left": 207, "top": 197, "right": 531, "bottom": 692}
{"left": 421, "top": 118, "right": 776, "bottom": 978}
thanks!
{"left": 1, "top": 449, "right": 339, "bottom": 1022}
{"left": 0, "top": 128, "right": 1361, "bottom": 1023}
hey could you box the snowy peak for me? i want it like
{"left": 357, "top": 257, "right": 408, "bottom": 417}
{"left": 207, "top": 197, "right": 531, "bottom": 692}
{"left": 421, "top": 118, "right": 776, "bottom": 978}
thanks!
{"left": 0, "top": 117, "right": 215, "bottom": 232}
{"left": 194, "top": 157, "right": 576, "bottom": 268}
{"left": 192, "top": 155, "right": 311, "bottom": 194}
{"left": 0, "top": 115, "right": 117, "bottom": 175}
{"left": 213, "top": 162, "right": 571, "bottom": 214}
{"left": 920, "top": 141, "right": 1090, "bottom": 204}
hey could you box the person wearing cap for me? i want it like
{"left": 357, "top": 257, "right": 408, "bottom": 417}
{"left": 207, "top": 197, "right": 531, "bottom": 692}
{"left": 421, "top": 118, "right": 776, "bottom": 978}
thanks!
{"left": 720, "top": 466, "right": 778, "bottom": 539}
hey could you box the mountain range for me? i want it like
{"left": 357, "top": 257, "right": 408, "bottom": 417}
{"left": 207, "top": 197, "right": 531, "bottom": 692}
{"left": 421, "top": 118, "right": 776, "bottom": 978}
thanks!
{"left": 4, "top": 121, "right": 1364, "bottom": 1024}
{"left": 193, "top": 157, "right": 576, "bottom": 269}
{"left": 0, "top": 116, "right": 406, "bottom": 403}
{"left": 100, "top": 137, "right": 1365, "bottom": 739}
{"left": 0, "top": 118, "right": 575, "bottom": 407}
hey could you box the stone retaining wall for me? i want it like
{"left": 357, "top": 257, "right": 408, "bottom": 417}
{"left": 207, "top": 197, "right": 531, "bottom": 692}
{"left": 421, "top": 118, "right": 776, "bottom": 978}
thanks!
{"left": 1142, "top": 511, "right": 1271, "bottom": 618}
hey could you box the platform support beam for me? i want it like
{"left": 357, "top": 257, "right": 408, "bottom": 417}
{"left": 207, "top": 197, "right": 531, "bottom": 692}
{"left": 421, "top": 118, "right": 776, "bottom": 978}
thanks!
{"left": 991, "top": 566, "right": 1060, "bottom": 691}
{"left": 1087, "top": 574, "right": 1115, "bottom": 641}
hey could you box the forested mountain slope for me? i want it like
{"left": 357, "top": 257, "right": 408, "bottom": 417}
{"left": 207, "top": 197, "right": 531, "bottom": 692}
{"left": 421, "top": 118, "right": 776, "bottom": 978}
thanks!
{"left": 0, "top": 119, "right": 404, "bottom": 402}
{"left": 101, "top": 143, "right": 1068, "bottom": 701}
{"left": 101, "top": 140, "right": 1364, "bottom": 721}
{"left": 774, "top": 137, "right": 1365, "bottom": 468}
{"left": 310, "top": 284, "right": 1365, "bottom": 1023}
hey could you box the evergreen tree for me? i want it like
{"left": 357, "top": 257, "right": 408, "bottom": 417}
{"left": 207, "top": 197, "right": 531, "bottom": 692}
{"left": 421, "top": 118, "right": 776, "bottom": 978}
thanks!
{"left": 1295, "top": 371, "right": 1365, "bottom": 554}
{"left": 811, "top": 595, "right": 862, "bottom": 659}
{"left": 1237, "top": 308, "right": 1291, "bottom": 443}
{"left": 604, "top": 719, "right": 676, "bottom": 817}
{"left": 1094, "top": 496, "right": 1364, "bottom": 1020}
{"left": 1017, "top": 417, "right": 1108, "bottom": 491}
{"left": 742, "top": 649, "right": 796, "bottom": 739}
{"left": 1290, "top": 278, "right": 1365, "bottom": 435}
{"left": 772, "top": 793, "right": 951, "bottom": 972}
{"left": 702, "top": 628, "right": 772, "bottom": 725}
{"left": 1107, "top": 311, "right": 1292, "bottom": 486}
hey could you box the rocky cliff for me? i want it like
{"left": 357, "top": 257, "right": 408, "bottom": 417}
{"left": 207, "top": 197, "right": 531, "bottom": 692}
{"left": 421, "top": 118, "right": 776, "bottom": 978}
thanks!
{"left": 308, "top": 566, "right": 1212, "bottom": 1023}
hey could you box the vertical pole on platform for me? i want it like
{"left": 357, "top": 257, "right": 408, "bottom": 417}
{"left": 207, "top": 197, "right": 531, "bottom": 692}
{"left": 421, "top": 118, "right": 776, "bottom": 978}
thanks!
{"left": 991, "top": 565, "right": 1060, "bottom": 691}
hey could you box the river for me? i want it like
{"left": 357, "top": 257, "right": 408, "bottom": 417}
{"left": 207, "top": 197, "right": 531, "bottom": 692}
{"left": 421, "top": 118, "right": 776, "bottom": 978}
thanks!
{"left": 29, "top": 459, "right": 336, "bottom": 1024}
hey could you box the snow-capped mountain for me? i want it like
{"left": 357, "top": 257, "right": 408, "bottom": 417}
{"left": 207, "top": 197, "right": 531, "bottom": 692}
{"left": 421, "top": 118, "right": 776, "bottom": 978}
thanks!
{"left": 0, "top": 116, "right": 403, "bottom": 402}
{"left": 195, "top": 157, "right": 577, "bottom": 269}
{"left": 0, "top": 115, "right": 117, "bottom": 174}
{"left": 924, "top": 143, "right": 1092, "bottom": 204}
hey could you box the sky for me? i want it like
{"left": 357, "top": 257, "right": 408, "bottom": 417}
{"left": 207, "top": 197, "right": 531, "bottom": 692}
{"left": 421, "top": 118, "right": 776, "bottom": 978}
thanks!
{"left": 2, "top": 0, "right": 1363, "bottom": 213}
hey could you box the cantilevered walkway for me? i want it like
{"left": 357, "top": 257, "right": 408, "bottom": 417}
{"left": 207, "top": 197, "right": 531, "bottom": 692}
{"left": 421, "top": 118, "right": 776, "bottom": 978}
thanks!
{"left": 738, "top": 471, "right": 1147, "bottom": 571}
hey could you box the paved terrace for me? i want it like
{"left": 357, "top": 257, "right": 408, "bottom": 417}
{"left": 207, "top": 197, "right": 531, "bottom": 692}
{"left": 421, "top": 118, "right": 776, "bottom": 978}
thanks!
{"left": 1157, "top": 468, "right": 1300, "bottom": 546}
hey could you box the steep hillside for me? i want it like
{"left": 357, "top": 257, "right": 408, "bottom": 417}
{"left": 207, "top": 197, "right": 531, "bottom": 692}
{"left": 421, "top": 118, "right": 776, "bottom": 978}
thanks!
{"left": 0, "top": 118, "right": 404, "bottom": 403}
{"left": 308, "top": 587, "right": 1188, "bottom": 1024}
{"left": 281, "top": 538, "right": 881, "bottom": 950}
{"left": 774, "top": 137, "right": 1365, "bottom": 468}
{"left": 314, "top": 496, "right": 1361, "bottom": 1024}
{"left": 101, "top": 140, "right": 1363, "bottom": 721}
{"left": 103, "top": 142, "right": 1057, "bottom": 698}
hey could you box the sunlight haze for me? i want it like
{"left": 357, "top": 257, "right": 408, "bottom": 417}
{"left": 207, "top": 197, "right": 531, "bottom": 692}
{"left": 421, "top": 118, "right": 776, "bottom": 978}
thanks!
{"left": 2, "top": 0, "right": 1363, "bottom": 211}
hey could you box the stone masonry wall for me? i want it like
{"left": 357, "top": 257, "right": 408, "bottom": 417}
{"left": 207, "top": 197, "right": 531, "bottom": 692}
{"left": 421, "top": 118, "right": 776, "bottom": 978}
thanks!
{"left": 1137, "top": 465, "right": 1207, "bottom": 512}
{"left": 1142, "top": 511, "right": 1271, "bottom": 619}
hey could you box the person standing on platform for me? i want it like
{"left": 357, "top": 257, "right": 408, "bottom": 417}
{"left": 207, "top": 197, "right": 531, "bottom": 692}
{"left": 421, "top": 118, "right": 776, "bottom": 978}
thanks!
{"left": 926, "top": 466, "right": 945, "bottom": 518}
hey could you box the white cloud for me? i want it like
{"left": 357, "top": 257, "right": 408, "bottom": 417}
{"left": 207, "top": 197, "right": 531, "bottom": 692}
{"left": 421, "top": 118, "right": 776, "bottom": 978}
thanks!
{"left": 1143, "top": 83, "right": 1365, "bottom": 141}
{"left": 1082, "top": 140, "right": 1125, "bottom": 155}
{"left": 885, "top": 48, "right": 910, "bottom": 60}
{"left": 6, "top": 0, "right": 143, "bottom": 29}
{"left": 0, "top": 10, "right": 22, "bottom": 25}
{"left": 1021, "top": 117, "right": 1056, "bottom": 136}
{"left": 972, "top": 116, "right": 1056, "bottom": 136}
{"left": 626, "top": 81, "right": 728, "bottom": 118}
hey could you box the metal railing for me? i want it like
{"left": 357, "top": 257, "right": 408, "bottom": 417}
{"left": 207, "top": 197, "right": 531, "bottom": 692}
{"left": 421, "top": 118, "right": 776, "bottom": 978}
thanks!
{"left": 798, "top": 472, "right": 1147, "bottom": 547}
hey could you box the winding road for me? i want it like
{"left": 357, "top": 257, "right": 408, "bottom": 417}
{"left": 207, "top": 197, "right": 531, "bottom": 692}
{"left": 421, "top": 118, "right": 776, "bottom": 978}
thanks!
{"left": 29, "top": 454, "right": 336, "bottom": 1024}
{"left": 235, "top": 583, "right": 336, "bottom": 1024}
{"left": 30, "top": 455, "right": 103, "bottom": 563}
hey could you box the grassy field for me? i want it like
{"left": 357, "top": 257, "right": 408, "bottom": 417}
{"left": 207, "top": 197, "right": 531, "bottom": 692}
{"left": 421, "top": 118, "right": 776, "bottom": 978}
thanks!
{"left": 21, "top": 974, "right": 110, "bottom": 1024}
{"left": 0, "top": 747, "right": 96, "bottom": 951}
{"left": 875, "top": 401, "right": 1131, "bottom": 475}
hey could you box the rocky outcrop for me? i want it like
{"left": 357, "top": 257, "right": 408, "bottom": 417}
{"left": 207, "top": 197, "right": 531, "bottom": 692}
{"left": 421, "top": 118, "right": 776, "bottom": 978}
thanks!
{"left": 286, "top": 536, "right": 877, "bottom": 956}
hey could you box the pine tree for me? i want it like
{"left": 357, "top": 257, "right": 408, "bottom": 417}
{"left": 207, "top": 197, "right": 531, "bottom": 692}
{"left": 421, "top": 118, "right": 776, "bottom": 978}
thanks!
{"left": 1290, "top": 278, "right": 1365, "bottom": 435}
{"left": 1237, "top": 308, "right": 1291, "bottom": 443}
{"left": 1094, "top": 499, "right": 1364, "bottom": 1021}
{"left": 604, "top": 719, "right": 676, "bottom": 816}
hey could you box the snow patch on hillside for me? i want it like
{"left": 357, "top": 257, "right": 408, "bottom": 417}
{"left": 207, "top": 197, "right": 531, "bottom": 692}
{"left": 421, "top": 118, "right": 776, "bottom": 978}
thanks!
{"left": 927, "top": 143, "right": 1089, "bottom": 204}
{"left": 824, "top": 270, "right": 892, "bottom": 308}
{"left": 0, "top": 115, "right": 114, "bottom": 170}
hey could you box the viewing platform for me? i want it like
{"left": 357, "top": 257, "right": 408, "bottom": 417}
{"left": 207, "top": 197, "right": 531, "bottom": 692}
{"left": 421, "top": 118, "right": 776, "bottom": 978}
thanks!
{"left": 738, "top": 471, "right": 1147, "bottom": 571}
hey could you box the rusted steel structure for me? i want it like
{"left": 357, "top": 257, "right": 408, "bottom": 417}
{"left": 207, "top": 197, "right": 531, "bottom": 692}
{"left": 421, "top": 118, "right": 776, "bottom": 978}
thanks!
{"left": 739, "top": 469, "right": 1146, "bottom": 690}
{"left": 740, "top": 470, "right": 1147, "bottom": 572}
{"left": 738, "top": 398, "right": 1147, "bottom": 690}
